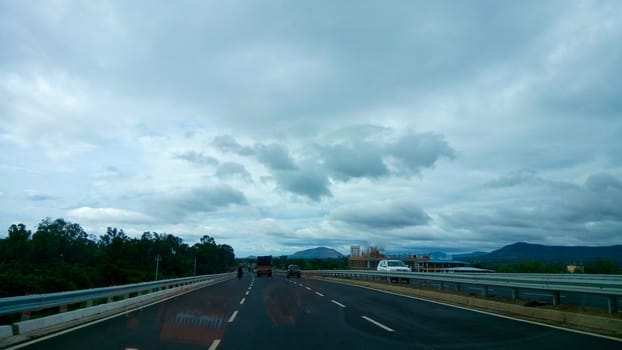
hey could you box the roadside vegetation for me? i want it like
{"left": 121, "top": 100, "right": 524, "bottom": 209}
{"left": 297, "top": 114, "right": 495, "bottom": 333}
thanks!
{"left": 474, "top": 260, "right": 620, "bottom": 274}
{"left": 0, "top": 218, "right": 235, "bottom": 297}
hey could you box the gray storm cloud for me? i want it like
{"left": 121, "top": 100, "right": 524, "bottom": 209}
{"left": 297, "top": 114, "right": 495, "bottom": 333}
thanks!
{"left": 208, "top": 129, "right": 455, "bottom": 201}
{"left": 211, "top": 135, "right": 254, "bottom": 155}
{"left": 331, "top": 200, "right": 431, "bottom": 229}
{"left": 216, "top": 162, "right": 252, "bottom": 181}
{"left": 273, "top": 164, "right": 332, "bottom": 201}
{"left": 146, "top": 185, "right": 249, "bottom": 222}
{"left": 254, "top": 143, "right": 297, "bottom": 170}
{"left": 320, "top": 142, "right": 389, "bottom": 181}
{"left": 442, "top": 172, "right": 622, "bottom": 244}
{"left": 386, "top": 133, "right": 456, "bottom": 174}
{"left": 174, "top": 151, "right": 219, "bottom": 166}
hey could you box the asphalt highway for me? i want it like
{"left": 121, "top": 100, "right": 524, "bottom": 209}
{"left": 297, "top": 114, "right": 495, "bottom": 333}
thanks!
{"left": 11, "top": 274, "right": 621, "bottom": 350}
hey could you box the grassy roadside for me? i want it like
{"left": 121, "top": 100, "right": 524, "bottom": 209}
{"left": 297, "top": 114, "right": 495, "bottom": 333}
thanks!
{"left": 309, "top": 275, "right": 622, "bottom": 339}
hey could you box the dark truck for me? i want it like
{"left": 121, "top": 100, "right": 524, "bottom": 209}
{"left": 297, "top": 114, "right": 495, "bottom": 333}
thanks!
{"left": 256, "top": 255, "right": 272, "bottom": 277}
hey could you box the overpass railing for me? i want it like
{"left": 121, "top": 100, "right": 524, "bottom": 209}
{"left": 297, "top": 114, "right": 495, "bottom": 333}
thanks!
{"left": 0, "top": 273, "right": 233, "bottom": 318}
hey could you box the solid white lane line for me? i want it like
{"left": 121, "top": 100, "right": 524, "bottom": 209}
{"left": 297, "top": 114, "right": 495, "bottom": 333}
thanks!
{"left": 240, "top": 298, "right": 246, "bottom": 305}
{"left": 361, "top": 316, "right": 395, "bottom": 332}
{"left": 305, "top": 287, "right": 312, "bottom": 291}
{"left": 228, "top": 310, "right": 238, "bottom": 323}
{"left": 331, "top": 300, "right": 346, "bottom": 308}
{"left": 315, "top": 292, "right": 324, "bottom": 297}
{"left": 208, "top": 339, "right": 221, "bottom": 350}
{"left": 245, "top": 291, "right": 249, "bottom": 295}
{"left": 298, "top": 283, "right": 304, "bottom": 287}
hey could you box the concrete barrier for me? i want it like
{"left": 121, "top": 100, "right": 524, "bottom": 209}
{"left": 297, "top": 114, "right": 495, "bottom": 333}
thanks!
{"left": 1, "top": 275, "right": 232, "bottom": 347}
{"left": 0, "top": 325, "right": 12, "bottom": 339}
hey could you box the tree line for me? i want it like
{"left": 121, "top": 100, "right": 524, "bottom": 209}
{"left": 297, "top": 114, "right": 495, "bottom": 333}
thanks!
{"left": 0, "top": 218, "right": 235, "bottom": 297}
{"left": 474, "top": 259, "right": 619, "bottom": 274}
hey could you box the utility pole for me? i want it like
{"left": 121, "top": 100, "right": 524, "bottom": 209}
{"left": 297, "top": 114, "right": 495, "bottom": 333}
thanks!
{"left": 193, "top": 256, "right": 197, "bottom": 276}
{"left": 155, "top": 254, "right": 161, "bottom": 281}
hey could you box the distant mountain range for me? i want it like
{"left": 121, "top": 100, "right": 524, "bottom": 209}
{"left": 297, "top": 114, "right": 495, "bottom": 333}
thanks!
{"left": 248, "top": 242, "right": 622, "bottom": 263}
{"left": 459, "top": 242, "right": 622, "bottom": 264}
{"left": 288, "top": 247, "right": 344, "bottom": 259}
{"left": 452, "top": 251, "right": 488, "bottom": 260}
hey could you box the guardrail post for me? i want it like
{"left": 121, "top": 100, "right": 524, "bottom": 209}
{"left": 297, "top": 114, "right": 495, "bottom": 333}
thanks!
{"left": 552, "top": 292, "right": 560, "bottom": 306}
{"left": 608, "top": 295, "right": 618, "bottom": 314}
{"left": 456, "top": 283, "right": 461, "bottom": 292}
{"left": 511, "top": 288, "right": 518, "bottom": 301}
{"left": 439, "top": 281, "right": 444, "bottom": 290}
{"left": 482, "top": 286, "right": 488, "bottom": 297}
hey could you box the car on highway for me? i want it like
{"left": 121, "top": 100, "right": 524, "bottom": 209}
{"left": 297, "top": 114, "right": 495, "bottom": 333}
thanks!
{"left": 376, "top": 259, "right": 411, "bottom": 272}
{"left": 286, "top": 264, "right": 301, "bottom": 278}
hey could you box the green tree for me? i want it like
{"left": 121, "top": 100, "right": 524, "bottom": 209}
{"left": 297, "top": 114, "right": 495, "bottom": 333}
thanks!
{"left": 585, "top": 258, "right": 617, "bottom": 274}
{"left": 31, "top": 218, "right": 93, "bottom": 264}
{"left": 0, "top": 224, "right": 32, "bottom": 263}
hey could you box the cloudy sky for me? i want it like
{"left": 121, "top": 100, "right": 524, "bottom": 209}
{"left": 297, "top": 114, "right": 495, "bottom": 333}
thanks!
{"left": 1, "top": 0, "right": 621, "bottom": 257}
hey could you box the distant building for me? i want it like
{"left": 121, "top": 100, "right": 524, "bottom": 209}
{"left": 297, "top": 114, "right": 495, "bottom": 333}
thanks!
{"left": 350, "top": 245, "right": 361, "bottom": 257}
{"left": 349, "top": 246, "right": 385, "bottom": 269}
{"left": 416, "top": 259, "right": 467, "bottom": 272}
{"left": 348, "top": 248, "right": 470, "bottom": 272}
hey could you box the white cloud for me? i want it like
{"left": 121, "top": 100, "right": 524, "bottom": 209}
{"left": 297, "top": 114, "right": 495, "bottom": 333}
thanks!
{"left": 67, "top": 207, "right": 155, "bottom": 225}
{"left": 24, "top": 190, "right": 55, "bottom": 201}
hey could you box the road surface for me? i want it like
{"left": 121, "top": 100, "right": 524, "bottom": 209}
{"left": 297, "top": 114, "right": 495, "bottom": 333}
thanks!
{"left": 11, "top": 274, "right": 621, "bottom": 350}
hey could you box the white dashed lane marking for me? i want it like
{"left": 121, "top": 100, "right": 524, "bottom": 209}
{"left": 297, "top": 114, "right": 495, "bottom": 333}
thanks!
{"left": 228, "top": 310, "right": 238, "bottom": 323}
{"left": 315, "top": 292, "right": 324, "bottom": 297}
{"left": 331, "top": 300, "right": 346, "bottom": 308}
{"left": 240, "top": 298, "right": 245, "bottom": 305}
{"left": 208, "top": 339, "right": 221, "bottom": 350}
{"left": 361, "top": 316, "right": 395, "bottom": 332}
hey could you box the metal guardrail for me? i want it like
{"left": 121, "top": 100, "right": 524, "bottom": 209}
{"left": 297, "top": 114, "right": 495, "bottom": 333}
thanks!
{"left": 306, "top": 270, "right": 622, "bottom": 314}
{"left": 0, "top": 273, "right": 233, "bottom": 317}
